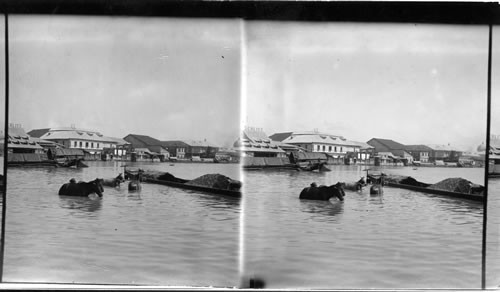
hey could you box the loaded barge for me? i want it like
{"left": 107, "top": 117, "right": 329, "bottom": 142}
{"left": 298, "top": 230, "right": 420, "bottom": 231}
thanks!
{"left": 368, "top": 172, "right": 484, "bottom": 202}
{"left": 125, "top": 168, "right": 242, "bottom": 198}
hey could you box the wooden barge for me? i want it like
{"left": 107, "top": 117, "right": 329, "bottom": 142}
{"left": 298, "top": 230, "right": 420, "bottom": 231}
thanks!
{"left": 145, "top": 178, "right": 242, "bottom": 198}
{"left": 385, "top": 182, "right": 484, "bottom": 202}
{"left": 367, "top": 172, "right": 484, "bottom": 202}
{"left": 125, "top": 168, "right": 242, "bottom": 198}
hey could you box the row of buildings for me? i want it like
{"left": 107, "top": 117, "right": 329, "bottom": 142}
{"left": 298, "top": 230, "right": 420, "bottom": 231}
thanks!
{"left": 0, "top": 123, "right": 485, "bottom": 166}
{"left": 1, "top": 124, "right": 226, "bottom": 162}
{"left": 234, "top": 127, "right": 485, "bottom": 166}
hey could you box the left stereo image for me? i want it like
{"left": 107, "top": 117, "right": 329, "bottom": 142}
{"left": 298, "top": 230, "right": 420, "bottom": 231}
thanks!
{"left": 1, "top": 15, "right": 243, "bottom": 287}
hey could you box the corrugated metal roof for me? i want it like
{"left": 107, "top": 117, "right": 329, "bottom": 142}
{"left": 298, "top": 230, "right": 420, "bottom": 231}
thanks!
{"left": 7, "top": 126, "right": 43, "bottom": 149}
{"left": 41, "top": 129, "right": 118, "bottom": 143}
{"left": 283, "top": 133, "right": 359, "bottom": 146}
{"left": 235, "top": 146, "right": 285, "bottom": 153}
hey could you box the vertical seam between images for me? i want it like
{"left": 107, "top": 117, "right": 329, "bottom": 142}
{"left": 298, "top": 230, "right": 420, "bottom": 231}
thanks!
{"left": 482, "top": 23, "right": 493, "bottom": 290}
{"left": 1, "top": 12, "right": 9, "bottom": 283}
{"left": 238, "top": 18, "right": 247, "bottom": 287}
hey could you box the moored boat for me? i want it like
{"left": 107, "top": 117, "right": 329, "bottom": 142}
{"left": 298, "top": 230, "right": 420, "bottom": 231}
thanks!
{"left": 125, "top": 168, "right": 242, "bottom": 198}
{"left": 146, "top": 178, "right": 242, "bottom": 198}
{"left": 385, "top": 181, "right": 483, "bottom": 202}
{"left": 366, "top": 171, "right": 484, "bottom": 202}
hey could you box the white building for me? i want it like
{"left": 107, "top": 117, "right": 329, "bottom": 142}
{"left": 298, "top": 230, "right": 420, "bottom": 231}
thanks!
{"left": 31, "top": 127, "right": 125, "bottom": 155}
{"left": 279, "top": 131, "right": 365, "bottom": 158}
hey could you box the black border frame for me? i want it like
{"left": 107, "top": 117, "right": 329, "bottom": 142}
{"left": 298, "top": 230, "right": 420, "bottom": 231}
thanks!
{"left": 0, "top": 1, "right": 498, "bottom": 289}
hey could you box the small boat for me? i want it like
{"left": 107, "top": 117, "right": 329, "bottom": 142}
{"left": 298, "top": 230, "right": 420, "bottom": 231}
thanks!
{"left": 57, "top": 158, "right": 88, "bottom": 168}
{"left": 297, "top": 162, "right": 331, "bottom": 172}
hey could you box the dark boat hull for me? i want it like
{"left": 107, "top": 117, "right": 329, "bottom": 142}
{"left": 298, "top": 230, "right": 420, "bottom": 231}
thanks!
{"left": 145, "top": 178, "right": 242, "bottom": 198}
{"left": 386, "top": 182, "right": 483, "bottom": 202}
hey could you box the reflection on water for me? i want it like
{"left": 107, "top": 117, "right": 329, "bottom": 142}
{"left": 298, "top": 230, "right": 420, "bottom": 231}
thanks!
{"left": 58, "top": 196, "right": 103, "bottom": 214}
{"left": 243, "top": 165, "right": 484, "bottom": 289}
{"left": 299, "top": 200, "right": 344, "bottom": 220}
{"left": 5, "top": 161, "right": 241, "bottom": 286}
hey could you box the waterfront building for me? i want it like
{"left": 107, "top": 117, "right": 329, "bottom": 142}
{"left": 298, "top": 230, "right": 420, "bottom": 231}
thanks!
{"left": 404, "top": 145, "right": 432, "bottom": 163}
{"left": 30, "top": 126, "right": 125, "bottom": 160}
{"left": 367, "top": 138, "right": 413, "bottom": 164}
{"left": 214, "top": 147, "right": 240, "bottom": 163}
{"left": 6, "top": 124, "right": 45, "bottom": 154}
{"left": 425, "top": 144, "right": 463, "bottom": 163}
{"left": 123, "top": 134, "right": 170, "bottom": 161}
{"left": 182, "top": 140, "right": 219, "bottom": 159}
{"left": 488, "top": 141, "right": 500, "bottom": 174}
{"left": 162, "top": 139, "right": 219, "bottom": 160}
{"left": 161, "top": 141, "right": 188, "bottom": 159}
{"left": 234, "top": 127, "right": 287, "bottom": 158}
{"left": 276, "top": 131, "right": 365, "bottom": 159}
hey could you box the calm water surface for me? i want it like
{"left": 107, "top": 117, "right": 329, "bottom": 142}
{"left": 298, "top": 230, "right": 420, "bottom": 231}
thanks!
{"left": 487, "top": 178, "right": 500, "bottom": 288}
{"left": 4, "top": 161, "right": 240, "bottom": 286}
{"left": 243, "top": 165, "right": 485, "bottom": 289}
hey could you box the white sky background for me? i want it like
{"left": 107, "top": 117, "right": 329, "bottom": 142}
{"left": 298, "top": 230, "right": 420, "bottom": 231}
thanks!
{"left": 245, "top": 22, "right": 490, "bottom": 152}
{"left": 9, "top": 16, "right": 241, "bottom": 147}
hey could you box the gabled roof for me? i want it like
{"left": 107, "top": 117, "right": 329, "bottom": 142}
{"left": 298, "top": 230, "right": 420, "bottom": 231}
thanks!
{"left": 236, "top": 128, "right": 285, "bottom": 153}
{"left": 269, "top": 132, "right": 293, "bottom": 142}
{"left": 7, "top": 126, "right": 43, "bottom": 149}
{"left": 124, "top": 134, "right": 163, "bottom": 146}
{"left": 283, "top": 133, "right": 360, "bottom": 147}
{"left": 27, "top": 128, "right": 50, "bottom": 138}
{"left": 40, "top": 128, "right": 118, "bottom": 143}
{"left": 367, "top": 138, "right": 406, "bottom": 150}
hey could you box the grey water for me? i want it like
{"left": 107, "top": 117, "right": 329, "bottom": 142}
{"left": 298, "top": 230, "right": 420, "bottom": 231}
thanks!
{"left": 3, "top": 161, "right": 240, "bottom": 286}
{"left": 2, "top": 162, "right": 496, "bottom": 288}
{"left": 242, "top": 165, "right": 485, "bottom": 289}
{"left": 487, "top": 178, "right": 500, "bottom": 288}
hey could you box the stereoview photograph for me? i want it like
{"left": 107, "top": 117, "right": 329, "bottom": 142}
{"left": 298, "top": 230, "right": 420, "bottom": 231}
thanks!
{"left": 0, "top": 13, "right": 499, "bottom": 290}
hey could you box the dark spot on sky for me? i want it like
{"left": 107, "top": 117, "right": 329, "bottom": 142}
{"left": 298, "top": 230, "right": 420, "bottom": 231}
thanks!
{"left": 222, "top": 56, "right": 224, "bottom": 58}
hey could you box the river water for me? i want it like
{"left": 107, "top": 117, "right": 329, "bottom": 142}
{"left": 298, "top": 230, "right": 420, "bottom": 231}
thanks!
{"left": 242, "top": 165, "right": 486, "bottom": 289}
{"left": 3, "top": 161, "right": 240, "bottom": 287}
{"left": 487, "top": 177, "right": 500, "bottom": 288}
{"left": 3, "top": 162, "right": 499, "bottom": 288}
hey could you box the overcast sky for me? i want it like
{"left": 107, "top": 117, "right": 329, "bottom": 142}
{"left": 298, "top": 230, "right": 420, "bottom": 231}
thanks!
{"left": 245, "top": 22, "right": 493, "bottom": 152}
{"left": 4, "top": 17, "right": 499, "bottom": 151}
{"left": 8, "top": 15, "right": 241, "bottom": 147}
